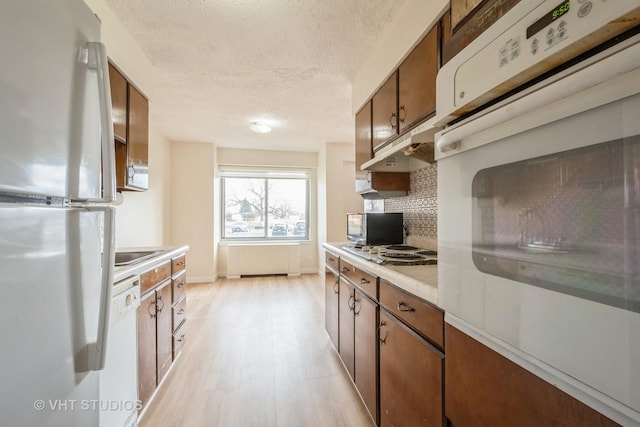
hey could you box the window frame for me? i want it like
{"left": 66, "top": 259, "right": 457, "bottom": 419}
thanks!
{"left": 220, "top": 168, "right": 310, "bottom": 241}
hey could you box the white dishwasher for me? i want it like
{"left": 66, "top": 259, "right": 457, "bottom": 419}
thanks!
{"left": 100, "top": 275, "right": 141, "bottom": 427}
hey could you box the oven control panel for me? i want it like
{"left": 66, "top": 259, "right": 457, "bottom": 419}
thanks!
{"left": 437, "top": 0, "right": 640, "bottom": 124}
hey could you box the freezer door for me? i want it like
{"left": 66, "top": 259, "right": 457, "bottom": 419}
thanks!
{"left": 0, "top": 205, "right": 104, "bottom": 426}
{"left": 0, "top": 0, "right": 102, "bottom": 200}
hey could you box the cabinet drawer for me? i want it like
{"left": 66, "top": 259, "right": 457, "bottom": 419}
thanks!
{"left": 173, "top": 320, "right": 187, "bottom": 359}
{"left": 325, "top": 251, "right": 339, "bottom": 272}
{"left": 340, "top": 259, "right": 377, "bottom": 299}
{"left": 172, "top": 254, "right": 186, "bottom": 275}
{"left": 172, "top": 270, "right": 186, "bottom": 303}
{"left": 141, "top": 261, "right": 171, "bottom": 295}
{"left": 379, "top": 280, "right": 443, "bottom": 348}
{"left": 172, "top": 296, "right": 187, "bottom": 332}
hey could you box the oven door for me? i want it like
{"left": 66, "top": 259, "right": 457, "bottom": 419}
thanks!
{"left": 437, "top": 41, "right": 640, "bottom": 424}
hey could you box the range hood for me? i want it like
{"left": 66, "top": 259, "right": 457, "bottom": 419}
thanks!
{"left": 362, "top": 116, "right": 442, "bottom": 172}
{"left": 356, "top": 170, "right": 410, "bottom": 199}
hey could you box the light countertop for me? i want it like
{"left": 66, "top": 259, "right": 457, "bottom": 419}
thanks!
{"left": 323, "top": 242, "right": 438, "bottom": 306}
{"left": 113, "top": 245, "right": 190, "bottom": 283}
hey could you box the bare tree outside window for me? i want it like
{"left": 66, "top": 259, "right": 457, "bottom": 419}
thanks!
{"left": 222, "top": 174, "right": 309, "bottom": 239}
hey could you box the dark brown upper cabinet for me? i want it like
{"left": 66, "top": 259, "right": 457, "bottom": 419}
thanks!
{"left": 442, "top": 0, "right": 521, "bottom": 65}
{"left": 398, "top": 22, "right": 439, "bottom": 134}
{"left": 108, "top": 64, "right": 127, "bottom": 142}
{"left": 108, "top": 62, "right": 149, "bottom": 192}
{"left": 126, "top": 85, "right": 149, "bottom": 191}
{"left": 370, "top": 20, "right": 440, "bottom": 152}
{"left": 372, "top": 72, "right": 398, "bottom": 152}
{"left": 355, "top": 101, "right": 373, "bottom": 169}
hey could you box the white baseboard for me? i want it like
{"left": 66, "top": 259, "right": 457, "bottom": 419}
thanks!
{"left": 187, "top": 275, "right": 217, "bottom": 284}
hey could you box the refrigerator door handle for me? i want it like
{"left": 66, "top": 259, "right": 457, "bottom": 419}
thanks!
{"left": 86, "top": 42, "right": 116, "bottom": 204}
{"left": 88, "top": 206, "right": 116, "bottom": 371}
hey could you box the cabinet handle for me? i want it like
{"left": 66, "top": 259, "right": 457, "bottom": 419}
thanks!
{"left": 176, "top": 261, "right": 185, "bottom": 266}
{"left": 177, "top": 280, "right": 185, "bottom": 289}
{"left": 359, "top": 277, "right": 370, "bottom": 285}
{"left": 354, "top": 298, "right": 361, "bottom": 316}
{"left": 398, "top": 105, "right": 406, "bottom": 123}
{"left": 377, "top": 321, "right": 388, "bottom": 345}
{"left": 348, "top": 295, "right": 355, "bottom": 311}
{"left": 333, "top": 280, "right": 339, "bottom": 295}
{"left": 178, "top": 308, "right": 185, "bottom": 315}
{"left": 177, "top": 334, "right": 186, "bottom": 343}
{"left": 341, "top": 266, "right": 350, "bottom": 273}
{"left": 390, "top": 112, "right": 397, "bottom": 130}
{"left": 148, "top": 300, "right": 157, "bottom": 318}
{"left": 156, "top": 295, "right": 165, "bottom": 312}
{"left": 328, "top": 257, "right": 335, "bottom": 262}
{"left": 397, "top": 301, "right": 415, "bottom": 313}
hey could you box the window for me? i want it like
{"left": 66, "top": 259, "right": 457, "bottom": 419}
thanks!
{"left": 221, "top": 170, "right": 309, "bottom": 240}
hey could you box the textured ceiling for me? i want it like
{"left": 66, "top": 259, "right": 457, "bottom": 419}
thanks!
{"left": 104, "top": 0, "right": 407, "bottom": 152}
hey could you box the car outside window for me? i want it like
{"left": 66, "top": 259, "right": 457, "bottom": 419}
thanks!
{"left": 221, "top": 170, "right": 309, "bottom": 240}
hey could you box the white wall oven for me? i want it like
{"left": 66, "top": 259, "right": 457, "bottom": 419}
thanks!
{"left": 435, "top": 1, "right": 640, "bottom": 424}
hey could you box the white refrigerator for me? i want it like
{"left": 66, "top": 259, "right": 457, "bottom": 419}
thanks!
{"left": 0, "top": 1, "right": 118, "bottom": 426}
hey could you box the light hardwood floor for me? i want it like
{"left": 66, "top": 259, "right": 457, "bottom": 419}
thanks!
{"left": 139, "top": 274, "right": 374, "bottom": 427}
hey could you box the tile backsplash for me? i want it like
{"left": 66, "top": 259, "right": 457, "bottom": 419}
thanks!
{"left": 385, "top": 163, "right": 438, "bottom": 239}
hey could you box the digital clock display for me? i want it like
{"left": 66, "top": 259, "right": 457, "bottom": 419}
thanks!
{"left": 526, "top": 0, "right": 570, "bottom": 39}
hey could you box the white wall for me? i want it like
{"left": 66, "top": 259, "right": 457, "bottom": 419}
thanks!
{"left": 83, "top": 0, "right": 155, "bottom": 98}
{"left": 352, "top": 0, "right": 448, "bottom": 113}
{"left": 321, "top": 143, "right": 362, "bottom": 244}
{"left": 170, "top": 142, "right": 216, "bottom": 283}
{"left": 83, "top": 0, "right": 170, "bottom": 248}
{"left": 115, "top": 127, "right": 170, "bottom": 247}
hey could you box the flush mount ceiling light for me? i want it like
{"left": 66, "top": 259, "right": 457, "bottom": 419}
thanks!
{"left": 249, "top": 122, "right": 271, "bottom": 134}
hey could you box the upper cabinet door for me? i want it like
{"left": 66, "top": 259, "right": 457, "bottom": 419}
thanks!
{"left": 372, "top": 71, "right": 398, "bottom": 151}
{"left": 398, "top": 23, "right": 439, "bottom": 133}
{"left": 108, "top": 64, "right": 127, "bottom": 142}
{"left": 355, "top": 101, "right": 372, "bottom": 170}
{"left": 450, "top": 0, "right": 484, "bottom": 30}
{"left": 442, "top": 0, "right": 521, "bottom": 65}
{"left": 127, "top": 85, "right": 149, "bottom": 191}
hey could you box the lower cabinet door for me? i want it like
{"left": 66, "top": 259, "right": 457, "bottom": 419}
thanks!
{"left": 137, "top": 291, "right": 157, "bottom": 409}
{"left": 354, "top": 289, "right": 378, "bottom": 424}
{"left": 325, "top": 267, "right": 340, "bottom": 350}
{"left": 338, "top": 278, "right": 355, "bottom": 379}
{"left": 156, "top": 280, "right": 173, "bottom": 384}
{"left": 379, "top": 309, "right": 444, "bottom": 427}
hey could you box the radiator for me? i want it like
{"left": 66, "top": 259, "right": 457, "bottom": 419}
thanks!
{"left": 226, "top": 243, "right": 301, "bottom": 278}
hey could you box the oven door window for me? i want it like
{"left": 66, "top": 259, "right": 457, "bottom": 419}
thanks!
{"left": 472, "top": 135, "right": 640, "bottom": 312}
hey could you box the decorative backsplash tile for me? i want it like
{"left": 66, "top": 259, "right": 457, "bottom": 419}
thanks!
{"left": 385, "top": 163, "right": 438, "bottom": 239}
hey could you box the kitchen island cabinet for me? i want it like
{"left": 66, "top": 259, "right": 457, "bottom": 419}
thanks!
{"left": 137, "top": 289, "right": 157, "bottom": 409}
{"left": 354, "top": 288, "right": 379, "bottom": 425}
{"left": 323, "top": 243, "right": 623, "bottom": 425}
{"left": 378, "top": 279, "right": 444, "bottom": 427}
{"left": 324, "top": 244, "right": 442, "bottom": 427}
{"left": 328, "top": 244, "right": 446, "bottom": 426}
{"left": 445, "top": 323, "right": 620, "bottom": 427}
{"left": 171, "top": 273, "right": 187, "bottom": 359}
{"left": 338, "top": 277, "right": 356, "bottom": 380}
{"left": 132, "top": 249, "right": 188, "bottom": 414}
{"left": 137, "top": 262, "right": 171, "bottom": 409}
{"left": 325, "top": 250, "right": 340, "bottom": 351}
{"left": 156, "top": 280, "right": 173, "bottom": 384}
